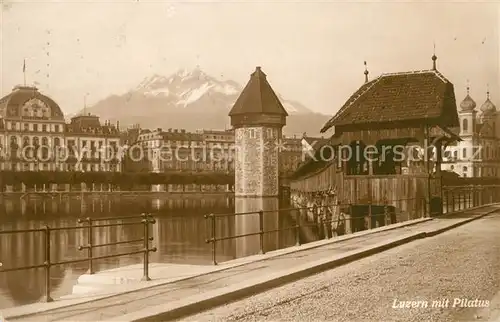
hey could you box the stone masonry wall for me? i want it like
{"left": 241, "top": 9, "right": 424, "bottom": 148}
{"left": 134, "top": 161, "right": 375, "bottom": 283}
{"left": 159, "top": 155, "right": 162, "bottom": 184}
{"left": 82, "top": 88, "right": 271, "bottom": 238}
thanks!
{"left": 262, "top": 127, "right": 280, "bottom": 196}
{"left": 234, "top": 126, "right": 280, "bottom": 197}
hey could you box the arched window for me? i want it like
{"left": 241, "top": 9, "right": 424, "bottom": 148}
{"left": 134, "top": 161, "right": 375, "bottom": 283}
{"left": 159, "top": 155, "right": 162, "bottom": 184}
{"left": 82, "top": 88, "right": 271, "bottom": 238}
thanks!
{"left": 41, "top": 137, "right": 48, "bottom": 146}
{"left": 463, "top": 118, "right": 469, "bottom": 132}
{"left": 54, "top": 137, "right": 61, "bottom": 146}
{"left": 33, "top": 137, "right": 39, "bottom": 147}
{"left": 463, "top": 166, "right": 468, "bottom": 172}
{"left": 23, "top": 136, "right": 30, "bottom": 147}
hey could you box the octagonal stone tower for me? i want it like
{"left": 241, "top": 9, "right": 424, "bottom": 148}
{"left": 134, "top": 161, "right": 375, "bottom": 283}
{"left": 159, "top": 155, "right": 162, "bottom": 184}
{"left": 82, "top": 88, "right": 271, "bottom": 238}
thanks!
{"left": 229, "top": 67, "right": 288, "bottom": 258}
{"left": 229, "top": 66, "right": 288, "bottom": 197}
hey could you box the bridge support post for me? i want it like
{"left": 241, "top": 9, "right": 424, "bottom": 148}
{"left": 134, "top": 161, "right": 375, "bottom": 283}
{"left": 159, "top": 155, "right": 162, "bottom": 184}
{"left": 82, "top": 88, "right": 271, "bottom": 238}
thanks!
{"left": 258, "top": 210, "right": 265, "bottom": 254}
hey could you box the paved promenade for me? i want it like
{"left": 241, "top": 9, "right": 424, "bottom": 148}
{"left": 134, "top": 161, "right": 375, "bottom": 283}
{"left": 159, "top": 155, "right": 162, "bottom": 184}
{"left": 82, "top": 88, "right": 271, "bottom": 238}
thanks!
{"left": 2, "top": 204, "right": 499, "bottom": 322}
{"left": 188, "top": 210, "right": 500, "bottom": 322}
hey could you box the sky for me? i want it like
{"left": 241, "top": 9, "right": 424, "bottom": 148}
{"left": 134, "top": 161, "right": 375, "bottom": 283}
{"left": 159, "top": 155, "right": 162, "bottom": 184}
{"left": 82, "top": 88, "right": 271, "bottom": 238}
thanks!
{"left": 0, "top": 0, "right": 499, "bottom": 116}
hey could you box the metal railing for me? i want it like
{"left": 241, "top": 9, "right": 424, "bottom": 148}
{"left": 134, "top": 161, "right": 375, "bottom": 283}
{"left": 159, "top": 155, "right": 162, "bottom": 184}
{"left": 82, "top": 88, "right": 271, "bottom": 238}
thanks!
{"left": 442, "top": 184, "right": 500, "bottom": 213}
{"left": 205, "top": 197, "right": 426, "bottom": 265}
{"left": 0, "top": 213, "right": 157, "bottom": 303}
{"left": 205, "top": 185, "right": 500, "bottom": 265}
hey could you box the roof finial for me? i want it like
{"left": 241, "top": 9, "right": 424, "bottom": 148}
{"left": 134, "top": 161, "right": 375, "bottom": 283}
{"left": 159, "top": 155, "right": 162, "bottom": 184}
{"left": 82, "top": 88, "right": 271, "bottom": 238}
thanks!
{"left": 364, "top": 61, "right": 369, "bottom": 83}
{"left": 432, "top": 42, "right": 437, "bottom": 70}
{"left": 487, "top": 83, "right": 490, "bottom": 99}
{"left": 466, "top": 79, "right": 470, "bottom": 95}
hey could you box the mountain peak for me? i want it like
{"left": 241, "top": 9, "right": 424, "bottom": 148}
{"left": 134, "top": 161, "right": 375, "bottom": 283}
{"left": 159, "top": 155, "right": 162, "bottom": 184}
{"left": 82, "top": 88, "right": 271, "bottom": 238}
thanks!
{"left": 175, "top": 66, "right": 205, "bottom": 79}
{"left": 126, "top": 68, "right": 313, "bottom": 114}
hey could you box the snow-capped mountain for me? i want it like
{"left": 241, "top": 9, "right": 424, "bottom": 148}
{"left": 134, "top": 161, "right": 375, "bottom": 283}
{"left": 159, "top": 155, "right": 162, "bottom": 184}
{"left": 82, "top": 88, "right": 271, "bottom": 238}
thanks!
{"left": 132, "top": 67, "right": 312, "bottom": 114}
{"left": 85, "top": 67, "right": 329, "bottom": 136}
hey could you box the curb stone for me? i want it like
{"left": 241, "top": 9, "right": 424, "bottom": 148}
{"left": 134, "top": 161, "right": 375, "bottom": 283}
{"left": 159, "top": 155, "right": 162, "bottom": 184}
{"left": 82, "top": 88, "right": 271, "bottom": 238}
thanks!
{"left": 424, "top": 207, "right": 500, "bottom": 238}
{"left": 104, "top": 232, "right": 428, "bottom": 322}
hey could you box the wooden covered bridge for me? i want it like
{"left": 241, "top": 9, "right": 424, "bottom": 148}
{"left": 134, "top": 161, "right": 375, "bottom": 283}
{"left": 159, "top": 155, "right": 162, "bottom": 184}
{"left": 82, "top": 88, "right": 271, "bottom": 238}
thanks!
{"left": 289, "top": 56, "right": 461, "bottom": 231}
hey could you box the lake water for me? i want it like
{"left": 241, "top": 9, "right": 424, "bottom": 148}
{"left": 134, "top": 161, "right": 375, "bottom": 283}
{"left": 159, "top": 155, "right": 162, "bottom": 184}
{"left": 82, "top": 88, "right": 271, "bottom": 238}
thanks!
{"left": 0, "top": 195, "right": 300, "bottom": 309}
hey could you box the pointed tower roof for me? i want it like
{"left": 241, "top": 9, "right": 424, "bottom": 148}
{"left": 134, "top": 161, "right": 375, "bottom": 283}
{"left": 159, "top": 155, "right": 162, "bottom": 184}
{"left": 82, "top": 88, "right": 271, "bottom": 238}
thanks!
{"left": 229, "top": 67, "right": 288, "bottom": 117}
{"left": 480, "top": 87, "right": 496, "bottom": 115}
{"left": 459, "top": 83, "right": 476, "bottom": 112}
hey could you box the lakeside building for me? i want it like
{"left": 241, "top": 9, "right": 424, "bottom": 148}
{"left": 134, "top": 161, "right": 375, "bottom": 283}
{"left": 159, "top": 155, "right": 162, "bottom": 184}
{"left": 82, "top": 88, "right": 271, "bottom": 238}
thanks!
{"left": 131, "top": 127, "right": 325, "bottom": 176}
{"left": 0, "top": 85, "right": 121, "bottom": 172}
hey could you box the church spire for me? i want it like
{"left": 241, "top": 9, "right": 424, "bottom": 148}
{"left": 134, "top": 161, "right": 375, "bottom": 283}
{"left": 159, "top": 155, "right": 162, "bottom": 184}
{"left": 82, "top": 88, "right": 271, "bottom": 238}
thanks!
{"left": 432, "top": 42, "right": 437, "bottom": 70}
{"left": 364, "top": 61, "right": 369, "bottom": 83}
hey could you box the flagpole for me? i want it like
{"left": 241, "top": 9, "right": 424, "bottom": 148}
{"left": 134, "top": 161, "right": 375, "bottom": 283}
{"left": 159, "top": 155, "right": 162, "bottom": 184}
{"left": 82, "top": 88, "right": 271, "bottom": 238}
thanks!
{"left": 23, "top": 59, "right": 26, "bottom": 86}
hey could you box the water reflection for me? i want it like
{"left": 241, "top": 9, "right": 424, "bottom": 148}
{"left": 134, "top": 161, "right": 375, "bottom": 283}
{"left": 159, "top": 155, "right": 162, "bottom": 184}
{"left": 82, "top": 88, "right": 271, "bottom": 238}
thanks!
{"left": 0, "top": 195, "right": 301, "bottom": 309}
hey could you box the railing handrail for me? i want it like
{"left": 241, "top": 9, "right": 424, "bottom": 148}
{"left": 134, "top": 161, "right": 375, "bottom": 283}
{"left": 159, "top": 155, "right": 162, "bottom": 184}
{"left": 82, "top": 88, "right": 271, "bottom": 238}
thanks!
{"left": 0, "top": 213, "right": 157, "bottom": 303}
{"left": 204, "top": 196, "right": 428, "bottom": 265}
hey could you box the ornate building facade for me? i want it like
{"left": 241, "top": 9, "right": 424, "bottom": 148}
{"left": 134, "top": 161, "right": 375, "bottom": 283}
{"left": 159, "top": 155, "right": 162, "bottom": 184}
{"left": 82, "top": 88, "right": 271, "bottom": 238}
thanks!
{"left": 441, "top": 86, "right": 499, "bottom": 177}
{"left": 0, "top": 85, "right": 121, "bottom": 172}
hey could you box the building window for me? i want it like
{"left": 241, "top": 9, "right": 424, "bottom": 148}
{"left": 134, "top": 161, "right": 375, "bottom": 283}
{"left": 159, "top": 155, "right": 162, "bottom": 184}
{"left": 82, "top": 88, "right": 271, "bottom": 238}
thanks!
{"left": 462, "top": 148, "right": 467, "bottom": 159}
{"left": 249, "top": 129, "right": 256, "bottom": 139}
{"left": 33, "top": 124, "right": 38, "bottom": 132}
{"left": 462, "top": 118, "right": 468, "bottom": 132}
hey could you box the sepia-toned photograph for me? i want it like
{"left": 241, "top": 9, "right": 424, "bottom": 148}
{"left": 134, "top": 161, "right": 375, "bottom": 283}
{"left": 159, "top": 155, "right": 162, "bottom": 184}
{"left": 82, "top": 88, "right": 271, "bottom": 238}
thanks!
{"left": 0, "top": 0, "right": 499, "bottom": 321}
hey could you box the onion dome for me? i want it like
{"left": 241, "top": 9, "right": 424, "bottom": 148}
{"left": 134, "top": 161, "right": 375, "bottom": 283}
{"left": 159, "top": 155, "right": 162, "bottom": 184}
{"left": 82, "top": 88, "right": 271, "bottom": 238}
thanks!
{"left": 480, "top": 90, "right": 497, "bottom": 115}
{"left": 460, "top": 86, "right": 476, "bottom": 112}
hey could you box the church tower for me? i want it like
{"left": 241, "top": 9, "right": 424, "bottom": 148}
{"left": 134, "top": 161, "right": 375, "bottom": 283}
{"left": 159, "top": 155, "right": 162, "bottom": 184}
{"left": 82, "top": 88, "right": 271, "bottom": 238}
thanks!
{"left": 229, "top": 66, "right": 288, "bottom": 197}
{"left": 456, "top": 84, "right": 477, "bottom": 177}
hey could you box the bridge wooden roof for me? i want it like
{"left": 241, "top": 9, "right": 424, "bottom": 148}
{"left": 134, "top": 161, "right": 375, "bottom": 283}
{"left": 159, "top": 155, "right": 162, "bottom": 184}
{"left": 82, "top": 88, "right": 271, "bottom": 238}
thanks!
{"left": 321, "top": 70, "right": 459, "bottom": 133}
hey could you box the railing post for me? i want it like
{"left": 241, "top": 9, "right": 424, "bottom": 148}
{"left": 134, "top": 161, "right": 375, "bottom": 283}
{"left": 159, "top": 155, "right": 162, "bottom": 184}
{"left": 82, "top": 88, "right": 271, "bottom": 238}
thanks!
{"left": 384, "top": 203, "right": 389, "bottom": 226}
{"left": 42, "top": 225, "right": 53, "bottom": 303}
{"left": 452, "top": 190, "right": 456, "bottom": 212}
{"left": 447, "top": 190, "right": 451, "bottom": 213}
{"left": 258, "top": 210, "right": 265, "bottom": 254}
{"left": 211, "top": 214, "right": 217, "bottom": 265}
{"left": 368, "top": 201, "right": 372, "bottom": 230}
{"left": 87, "top": 217, "right": 94, "bottom": 274}
{"left": 469, "top": 186, "right": 472, "bottom": 208}
{"left": 471, "top": 186, "right": 475, "bottom": 207}
{"left": 141, "top": 213, "right": 151, "bottom": 281}
{"left": 321, "top": 213, "right": 329, "bottom": 240}
{"left": 295, "top": 209, "right": 301, "bottom": 246}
